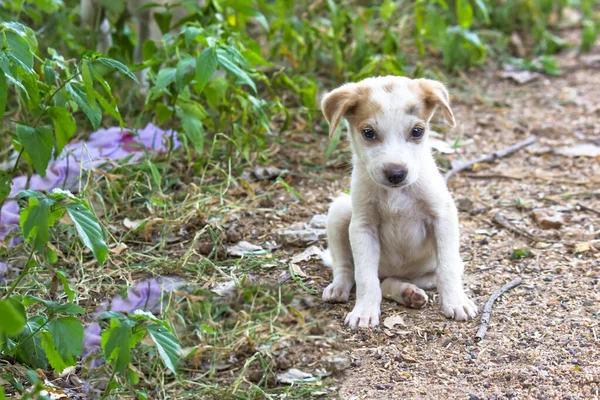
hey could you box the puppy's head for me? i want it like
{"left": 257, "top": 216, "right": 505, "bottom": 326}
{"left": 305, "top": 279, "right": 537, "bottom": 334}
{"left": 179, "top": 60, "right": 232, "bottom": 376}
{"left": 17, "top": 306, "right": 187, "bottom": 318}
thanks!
{"left": 321, "top": 76, "right": 455, "bottom": 188}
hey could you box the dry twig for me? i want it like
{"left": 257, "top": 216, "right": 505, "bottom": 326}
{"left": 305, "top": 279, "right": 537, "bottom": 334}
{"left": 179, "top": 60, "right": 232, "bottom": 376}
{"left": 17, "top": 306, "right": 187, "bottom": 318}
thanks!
{"left": 444, "top": 135, "right": 537, "bottom": 182}
{"left": 476, "top": 277, "right": 522, "bottom": 342}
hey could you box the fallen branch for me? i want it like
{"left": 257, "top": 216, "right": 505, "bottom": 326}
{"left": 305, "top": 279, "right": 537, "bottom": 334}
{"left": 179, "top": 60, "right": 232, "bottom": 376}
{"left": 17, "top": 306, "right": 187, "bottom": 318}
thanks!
{"left": 577, "top": 203, "right": 600, "bottom": 217}
{"left": 444, "top": 135, "right": 537, "bottom": 182}
{"left": 475, "top": 277, "right": 522, "bottom": 342}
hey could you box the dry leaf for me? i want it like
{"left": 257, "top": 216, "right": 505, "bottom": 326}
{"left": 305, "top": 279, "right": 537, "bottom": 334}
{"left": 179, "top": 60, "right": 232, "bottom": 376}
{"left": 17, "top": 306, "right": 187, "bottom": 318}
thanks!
{"left": 575, "top": 242, "right": 591, "bottom": 253}
{"left": 383, "top": 315, "right": 405, "bottom": 329}
{"left": 109, "top": 243, "right": 128, "bottom": 255}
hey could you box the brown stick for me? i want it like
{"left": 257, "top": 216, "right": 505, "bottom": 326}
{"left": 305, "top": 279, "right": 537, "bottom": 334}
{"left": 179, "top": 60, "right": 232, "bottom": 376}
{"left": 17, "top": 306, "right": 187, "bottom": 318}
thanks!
{"left": 475, "top": 277, "right": 522, "bottom": 342}
{"left": 444, "top": 135, "right": 537, "bottom": 182}
{"left": 577, "top": 203, "right": 600, "bottom": 216}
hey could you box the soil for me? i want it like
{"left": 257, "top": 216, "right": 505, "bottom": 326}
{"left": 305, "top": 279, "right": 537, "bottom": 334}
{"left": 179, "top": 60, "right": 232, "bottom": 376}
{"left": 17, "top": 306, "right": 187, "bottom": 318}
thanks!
{"left": 231, "top": 46, "right": 600, "bottom": 399}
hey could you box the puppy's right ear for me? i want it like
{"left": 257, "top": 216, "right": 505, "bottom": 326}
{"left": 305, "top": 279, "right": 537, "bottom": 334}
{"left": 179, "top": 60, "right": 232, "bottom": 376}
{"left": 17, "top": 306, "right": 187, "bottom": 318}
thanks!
{"left": 321, "top": 85, "right": 356, "bottom": 138}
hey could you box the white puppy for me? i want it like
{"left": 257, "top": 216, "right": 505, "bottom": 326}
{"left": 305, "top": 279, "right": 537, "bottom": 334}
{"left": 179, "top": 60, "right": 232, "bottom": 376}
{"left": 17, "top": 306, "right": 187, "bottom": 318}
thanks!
{"left": 321, "top": 75, "right": 477, "bottom": 328}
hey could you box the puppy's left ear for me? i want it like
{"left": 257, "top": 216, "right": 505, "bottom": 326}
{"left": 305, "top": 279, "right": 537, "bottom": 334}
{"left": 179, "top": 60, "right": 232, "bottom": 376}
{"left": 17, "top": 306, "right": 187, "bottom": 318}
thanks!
{"left": 416, "top": 79, "right": 456, "bottom": 127}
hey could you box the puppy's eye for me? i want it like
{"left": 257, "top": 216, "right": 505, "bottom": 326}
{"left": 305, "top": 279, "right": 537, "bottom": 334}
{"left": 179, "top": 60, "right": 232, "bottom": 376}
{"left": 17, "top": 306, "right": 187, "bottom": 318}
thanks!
{"left": 362, "top": 128, "right": 376, "bottom": 140}
{"left": 411, "top": 126, "right": 425, "bottom": 139}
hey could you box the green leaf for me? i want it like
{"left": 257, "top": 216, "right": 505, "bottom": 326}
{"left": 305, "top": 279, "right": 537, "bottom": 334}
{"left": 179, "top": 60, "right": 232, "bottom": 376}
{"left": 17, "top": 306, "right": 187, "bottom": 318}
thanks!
{"left": 0, "top": 299, "right": 26, "bottom": 336}
{"left": 215, "top": 48, "right": 256, "bottom": 93}
{"left": 15, "top": 317, "right": 48, "bottom": 370}
{"left": 20, "top": 196, "right": 51, "bottom": 252}
{"left": 102, "top": 319, "right": 135, "bottom": 374}
{"left": 580, "top": 19, "right": 597, "bottom": 53}
{"left": 96, "top": 57, "right": 138, "bottom": 82}
{"left": 153, "top": 67, "right": 177, "bottom": 93}
{"left": 511, "top": 248, "right": 532, "bottom": 260}
{"left": 23, "top": 296, "right": 85, "bottom": 315}
{"left": 45, "top": 317, "right": 83, "bottom": 371}
{"left": 93, "top": 88, "right": 124, "bottom": 127}
{"left": 0, "top": 69, "right": 6, "bottom": 120}
{"left": 183, "top": 26, "right": 203, "bottom": 47}
{"left": 456, "top": 0, "right": 473, "bottom": 29}
{"left": 175, "top": 57, "right": 196, "bottom": 92}
{"left": 147, "top": 324, "right": 181, "bottom": 373}
{"left": 47, "top": 107, "right": 76, "bottom": 156}
{"left": 196, "top": 48, "right": 218, "bottom": 91}
{"left": 15, "top": 124, "right": 53, "bottom": 178}
{"left": 64, "top": 202, "right": 108, "bottom": 264}
{"left": 55, "top": 269, "right": 75, "bottom": 302}
{"left": 66, "top": 82, "right": 102, "bottom": 130}
{"left": 4, "top": 29, "right": 34, "bottom": 72}
{"left": 176, "top": 103, "right": 205, "bottom": 154}
{"left": 40, "top": 331, "right": 68, "bottom": 372}
{"left": 0, "top": 171, "right": 10, "bottom": 205}
{"left": 44, "top": 61, "right": 56, "bottom": 85}
{"left": 473, "top": 0, "right": 490, "bottom": 25}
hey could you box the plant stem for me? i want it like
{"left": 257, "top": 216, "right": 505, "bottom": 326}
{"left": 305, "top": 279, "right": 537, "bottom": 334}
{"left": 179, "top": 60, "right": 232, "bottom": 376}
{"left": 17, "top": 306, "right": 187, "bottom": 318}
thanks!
{"left": 3, "top": 245, "right": 35, "bottom": 299}
{"left": 15, "top": 317, "right": 50, "bottom": 349}
{"left": 102, "top": 365, "right": 118, "bottom": 399}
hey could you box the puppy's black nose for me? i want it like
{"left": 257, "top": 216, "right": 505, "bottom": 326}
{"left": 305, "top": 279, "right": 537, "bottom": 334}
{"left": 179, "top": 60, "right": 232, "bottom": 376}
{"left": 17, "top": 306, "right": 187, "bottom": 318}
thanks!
{"left": 384, "top": 166, "right": 407, "bottom": 185}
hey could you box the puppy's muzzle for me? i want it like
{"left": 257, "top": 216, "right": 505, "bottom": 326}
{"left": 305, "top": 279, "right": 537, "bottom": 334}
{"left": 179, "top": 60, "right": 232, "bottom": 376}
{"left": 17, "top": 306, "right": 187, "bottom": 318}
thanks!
{"left": 384, "top": 164, "right": 407, "bottom": 186}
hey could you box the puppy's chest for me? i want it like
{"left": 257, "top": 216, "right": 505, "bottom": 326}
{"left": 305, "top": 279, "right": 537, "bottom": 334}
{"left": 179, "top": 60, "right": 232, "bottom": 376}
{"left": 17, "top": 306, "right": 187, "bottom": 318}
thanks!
{"left": 377, "top": 190, "right": 429, "bottom": 221}
{"left": 376, "top": 190, "right": 432, "bottom": 243}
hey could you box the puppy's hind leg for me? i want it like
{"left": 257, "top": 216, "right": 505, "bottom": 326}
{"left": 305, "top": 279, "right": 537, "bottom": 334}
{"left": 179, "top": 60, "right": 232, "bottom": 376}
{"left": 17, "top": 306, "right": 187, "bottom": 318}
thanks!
{"left": 381, "top": 278, "right": 428, "bottom": 309}
{"left": 322, "top": 195, "right": 354, "bottom": 303}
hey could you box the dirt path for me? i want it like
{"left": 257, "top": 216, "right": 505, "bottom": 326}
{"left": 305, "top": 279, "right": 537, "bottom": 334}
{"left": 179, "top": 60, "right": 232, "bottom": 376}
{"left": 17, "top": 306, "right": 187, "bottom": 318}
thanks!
{"left": 259, "top": 48, "right": 600, "bottom": 399}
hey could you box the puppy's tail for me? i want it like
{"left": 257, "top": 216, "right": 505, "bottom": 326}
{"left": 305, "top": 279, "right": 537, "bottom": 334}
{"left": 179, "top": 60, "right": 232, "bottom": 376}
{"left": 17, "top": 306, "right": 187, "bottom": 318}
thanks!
{"left": 321, "top": 248, "right": 333, "bottom": 269}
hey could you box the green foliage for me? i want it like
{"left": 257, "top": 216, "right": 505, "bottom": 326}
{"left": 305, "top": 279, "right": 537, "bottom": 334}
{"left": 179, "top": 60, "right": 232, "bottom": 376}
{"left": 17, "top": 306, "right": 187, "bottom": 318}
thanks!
{"left": 98, "top": 311, "right": 182, "bottom": 396}
{"left": 0, "top": 0, "right": 597, "bottom": 398}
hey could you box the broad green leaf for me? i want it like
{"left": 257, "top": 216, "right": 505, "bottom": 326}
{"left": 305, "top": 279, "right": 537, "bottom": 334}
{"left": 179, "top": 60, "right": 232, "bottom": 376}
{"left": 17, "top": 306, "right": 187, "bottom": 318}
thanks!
{"left": 456, "top": 0, "right": 473, "bottom": 29}
{"left": 196, "top": 48, "right": 218, "bottom": 91}
{"left": 183, "top": 26, "right": 203, "bottom": 47}
{"left": 66, "top": 82, "right": 102, "bottom": 130}
{"left": 93, "top": 89, "right": 124, "bottom": 127}
{"left": 153, "top": 67, "right": 177, "bottom": 93}
{"left": 4, "top": 29, "right": 34, "bottom": 72}
{"left": 40, "top": 331, "right": 68, "bottom": 372}
{"left": 20, "top": 197, "right": 51, "bottom": 252}
{"left": 102, "top": 319, "right": 135, "bottom": 374}
{"left": 147, "top": 324, "right": 181, "bottom": 373}
{"left": 0, "top": 69, "right": 6, "bottom": 120}
{"left": 81, "top": 60, "right": 96, "bottom": 107}
{"left": 215, "top": 49, "right": 256, "bottom": 93}
{"left": 47, "top": 107, "right": 76, "bottom": 156}
{"left": 0, "top": 299, "right": 26, "bottom": 336}
{"left": 15, "top": 317, "right": 48, "bottom": 370}
{"left": 96, "top": 57, "right": 138, "bottom": 82}
{"left": 30, "top": 0, "right": 63, "bottom": 13}
{"left": 23, "top": 295, "right": 85, "bottom": 315}
{"left": 46, "top": 317, "right": 83, "bottom": 370}
{"left": 44, "top": 61, "right": 56, "bottom": 85}
{"left": 15, "top": 124, "right": 53, "bottom": 178}
{"left": 175, "top": 57, "right": 195, "bottom": 92}
{"left": 64, "top": 202, "right": 108, "bottom": 264}
{"left": 176, "top": 103, "right": 205, "bottom": 154}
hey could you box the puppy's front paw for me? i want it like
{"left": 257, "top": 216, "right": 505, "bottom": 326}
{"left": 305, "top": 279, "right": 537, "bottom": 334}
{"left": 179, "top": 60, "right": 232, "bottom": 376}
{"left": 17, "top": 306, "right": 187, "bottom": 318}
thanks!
{"left": 344, "top": 304, "right": 380, "bottom": 328}
{"left": 441, "top": 294, "right": 477, "bottom": 321}
{"left": 323, "top": 279, "right": 353, "bottom": 303}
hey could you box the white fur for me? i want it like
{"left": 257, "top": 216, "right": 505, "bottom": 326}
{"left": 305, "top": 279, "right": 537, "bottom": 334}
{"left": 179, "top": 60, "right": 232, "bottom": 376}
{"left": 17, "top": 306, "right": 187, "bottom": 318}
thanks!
{"left": 321, "top": 76, "right": 477, "bottom": 328}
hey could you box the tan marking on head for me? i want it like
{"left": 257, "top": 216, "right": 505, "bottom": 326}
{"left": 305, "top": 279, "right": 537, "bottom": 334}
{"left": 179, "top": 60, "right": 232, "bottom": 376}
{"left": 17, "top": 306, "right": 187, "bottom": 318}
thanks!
{"left": 412, "top": 79, "right": 456, "bottom": 127}
{"left": 321, "top": 84, "right": 383, "bottom": 138}
{"left": 383, "top": 82, "right": 395, "bottom": 93}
